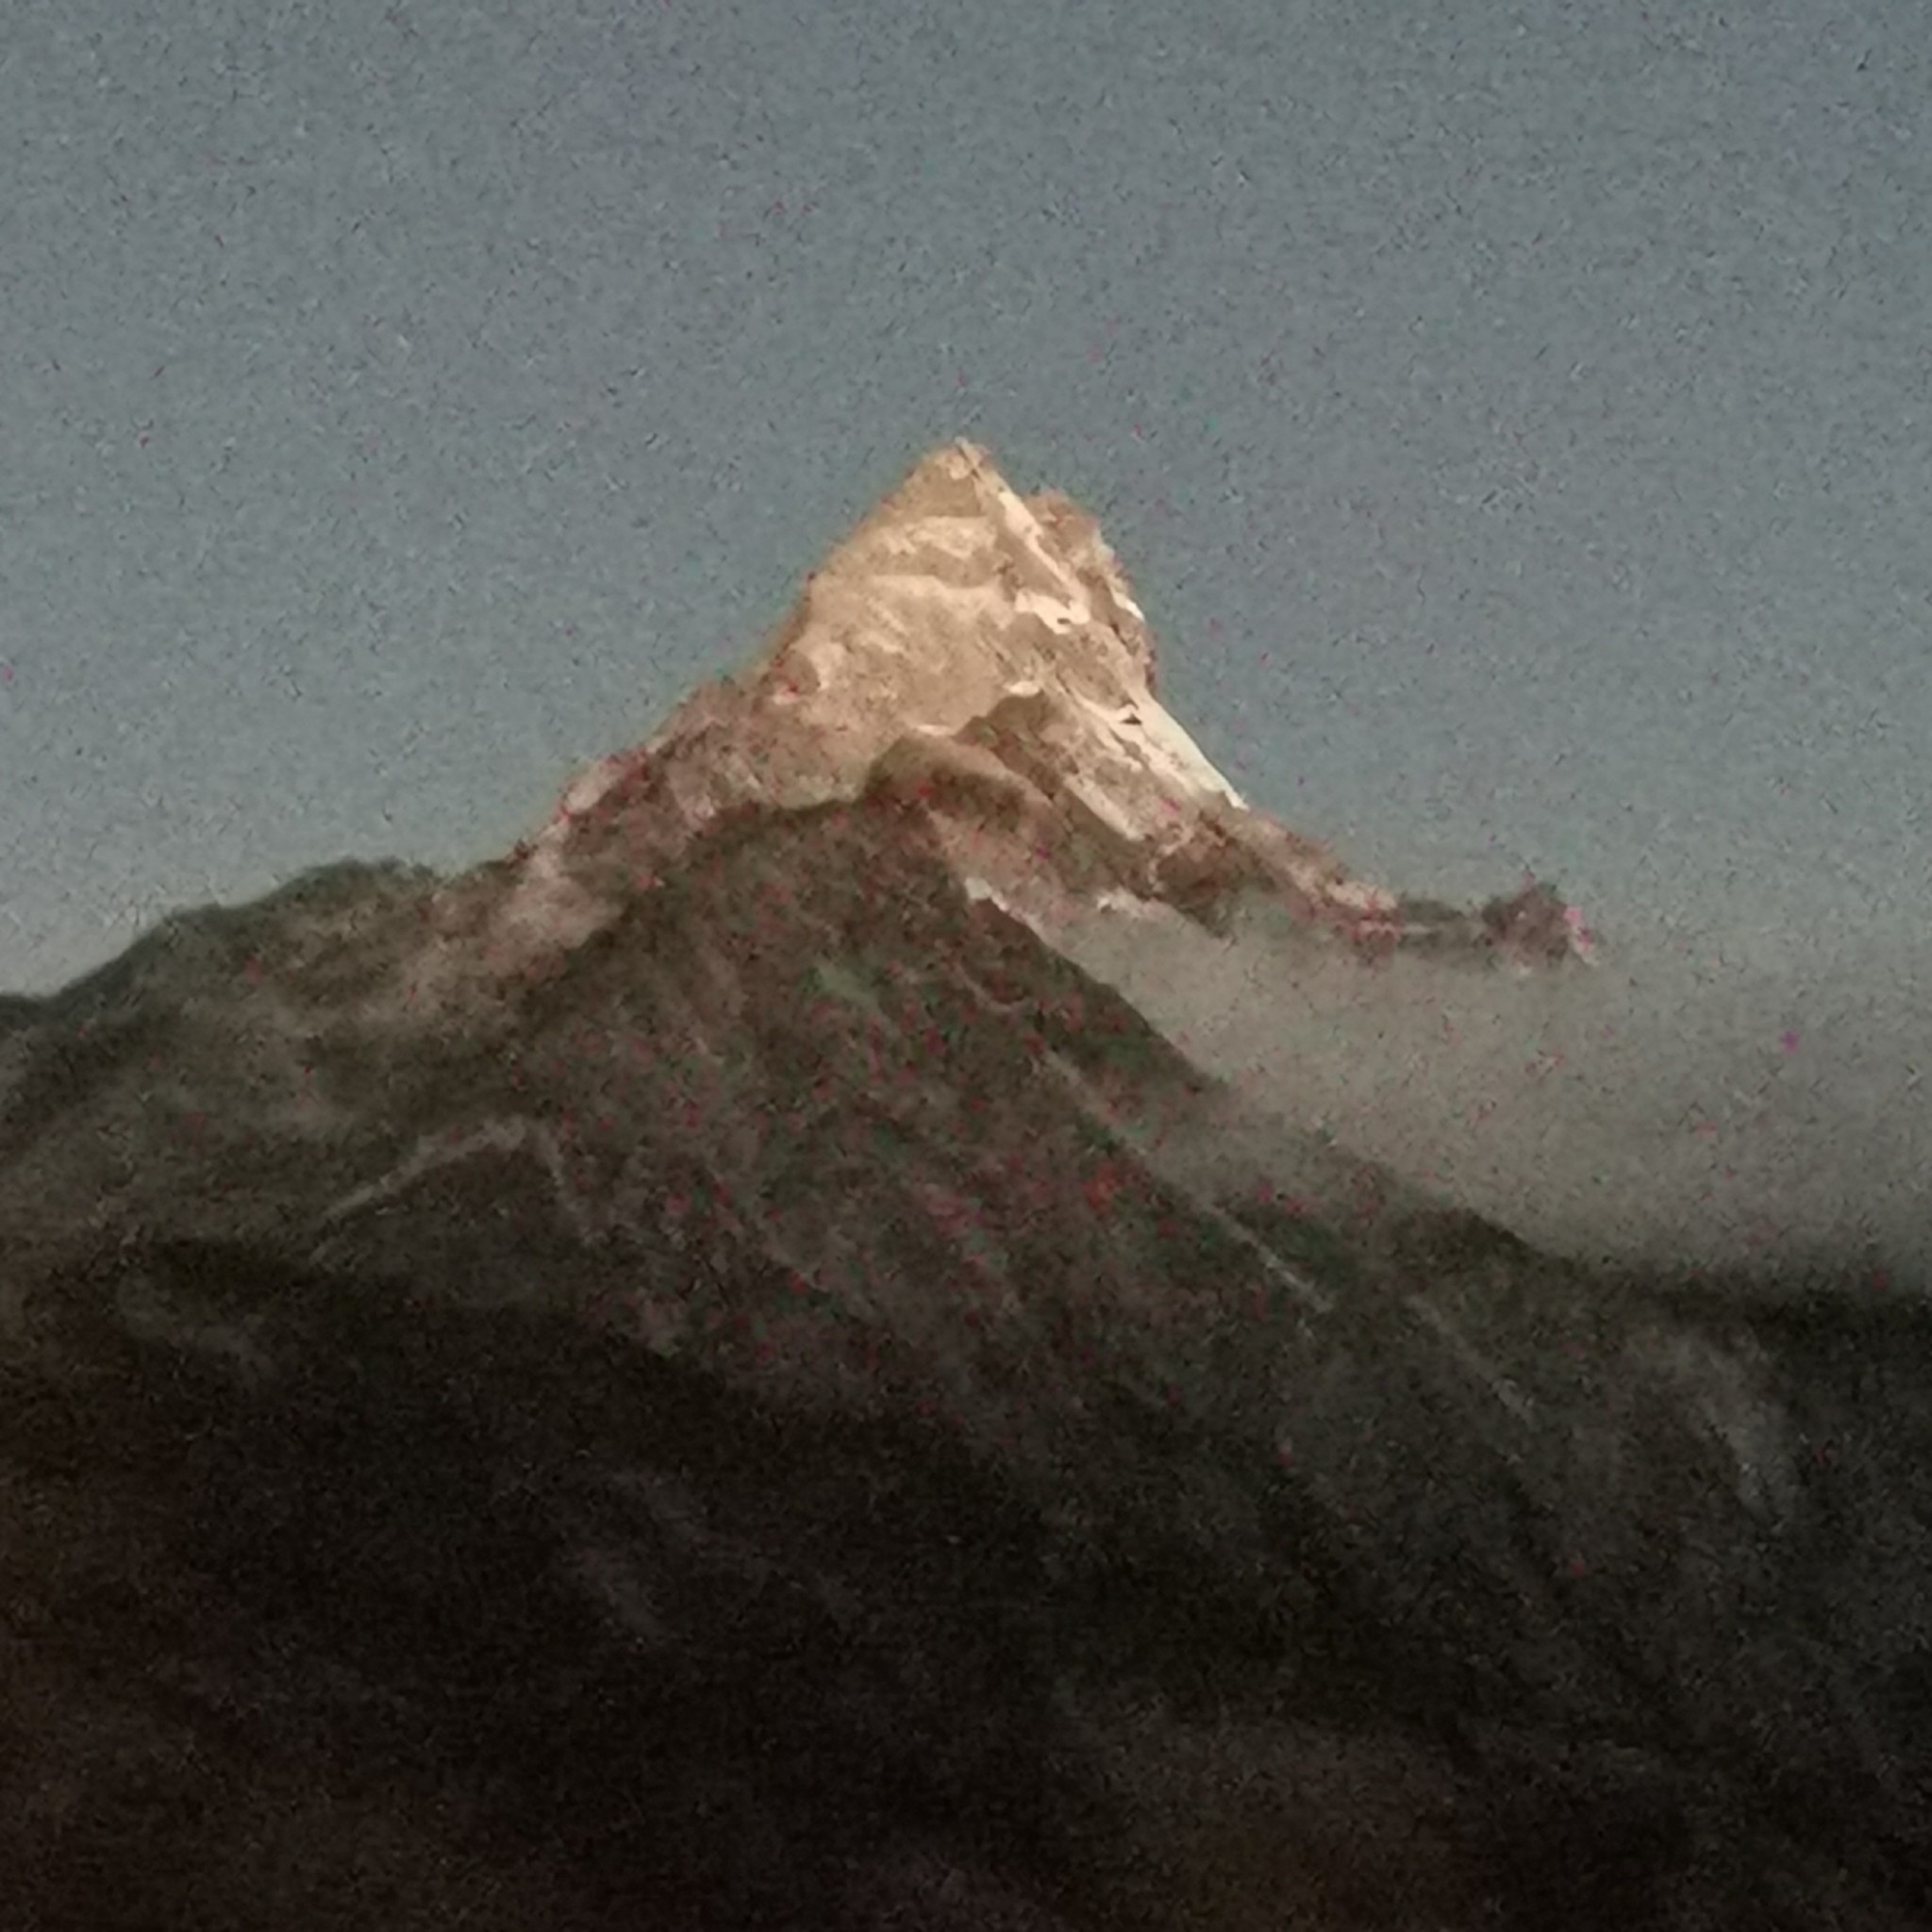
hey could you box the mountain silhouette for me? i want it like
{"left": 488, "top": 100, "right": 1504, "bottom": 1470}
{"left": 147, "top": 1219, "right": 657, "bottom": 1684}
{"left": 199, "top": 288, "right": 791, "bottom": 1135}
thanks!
{"left": 0, "top": 444, "right": 1925, "bottom": 1929}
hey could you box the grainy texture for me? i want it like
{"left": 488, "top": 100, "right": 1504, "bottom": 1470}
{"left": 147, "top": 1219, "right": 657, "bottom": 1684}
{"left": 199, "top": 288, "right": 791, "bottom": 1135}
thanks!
{"left": 2, "top": 450, "right": 1924, "bottom": 1930}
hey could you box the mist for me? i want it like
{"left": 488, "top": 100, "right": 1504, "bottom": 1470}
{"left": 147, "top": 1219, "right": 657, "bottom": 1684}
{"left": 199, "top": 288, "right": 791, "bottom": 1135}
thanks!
{"left": 1051, "top": 894, "right": 1932, "bottom": 1293}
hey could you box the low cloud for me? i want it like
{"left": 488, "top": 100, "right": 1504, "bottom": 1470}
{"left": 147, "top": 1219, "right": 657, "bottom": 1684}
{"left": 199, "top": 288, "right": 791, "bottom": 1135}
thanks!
{"left": 1052, "top": 899, "right": 1932, "bottom": 1291}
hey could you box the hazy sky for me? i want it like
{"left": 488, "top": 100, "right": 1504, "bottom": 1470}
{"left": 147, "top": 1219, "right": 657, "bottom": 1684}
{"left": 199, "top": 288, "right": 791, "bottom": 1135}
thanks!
{"left": 2, "top": 0, "right": 1925, "bottom": 1009}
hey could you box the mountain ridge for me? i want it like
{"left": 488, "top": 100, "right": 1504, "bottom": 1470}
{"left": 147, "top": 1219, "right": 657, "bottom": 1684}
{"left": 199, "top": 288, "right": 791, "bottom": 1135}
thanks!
{"left": 335, "top": 440, "right": 1591, "bottom": 1028}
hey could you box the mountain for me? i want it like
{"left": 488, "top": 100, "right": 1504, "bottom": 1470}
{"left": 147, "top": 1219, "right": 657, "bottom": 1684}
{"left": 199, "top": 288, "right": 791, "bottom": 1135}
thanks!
{"left": 365, "top": 441, "right": 1592, "bottom": 1027}
{"left": 1, "top": 444, "right": 1926, "bottom": 1931}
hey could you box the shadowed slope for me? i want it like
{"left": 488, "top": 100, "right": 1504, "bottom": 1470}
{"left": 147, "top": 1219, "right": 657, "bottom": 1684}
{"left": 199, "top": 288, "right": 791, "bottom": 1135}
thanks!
{"left": 2, "top": 792, "right": 1928, "bottom": 1928}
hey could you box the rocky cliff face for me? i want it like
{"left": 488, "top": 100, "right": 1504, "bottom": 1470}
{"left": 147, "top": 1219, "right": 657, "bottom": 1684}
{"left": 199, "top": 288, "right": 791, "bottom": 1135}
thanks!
{"left": 0, "top": 446, "right": 1924, "bottom": 1930}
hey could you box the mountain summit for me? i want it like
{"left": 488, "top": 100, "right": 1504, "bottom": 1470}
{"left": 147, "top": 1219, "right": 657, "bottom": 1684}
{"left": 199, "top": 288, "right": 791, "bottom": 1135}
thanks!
{"left": 399, "top": 441, "right": 1591, "bottom": 1018}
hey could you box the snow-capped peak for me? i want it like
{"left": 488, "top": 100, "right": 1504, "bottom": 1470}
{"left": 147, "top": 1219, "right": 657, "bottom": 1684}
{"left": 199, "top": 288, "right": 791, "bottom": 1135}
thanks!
{"left": 412, "top": 441, "right": 1591, "bottom": 1003}
{"left": 718, "top": 438, "right": 1240, "bottom": 829}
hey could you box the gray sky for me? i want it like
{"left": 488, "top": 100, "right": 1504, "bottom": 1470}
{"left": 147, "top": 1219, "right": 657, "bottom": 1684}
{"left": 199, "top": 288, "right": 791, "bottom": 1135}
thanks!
{"left": 3, "top": 0, "right": 1925, "bottom": 1024}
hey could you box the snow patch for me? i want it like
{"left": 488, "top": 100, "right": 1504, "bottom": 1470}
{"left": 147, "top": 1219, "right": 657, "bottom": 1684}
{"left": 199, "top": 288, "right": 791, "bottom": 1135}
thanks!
{"left": 961, "top": 875, "right": 1015, "bottom": 911}
{"left": 983, "top": 458, "right": 1098, "bottom": 611}
{"left": 1091, "top": 887, "right": 1168, "bottom": 919}
{"left": 1067, "top": 689, "right": 1247, "bottom": 812}
{"left": 1327, "top": 876, "right": 1398, "bottom": 915}
{"left": 1013, "top": 587, "right": 1090, "bottom": 634}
